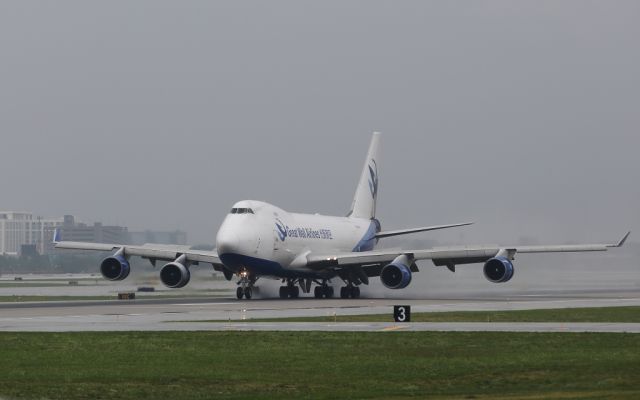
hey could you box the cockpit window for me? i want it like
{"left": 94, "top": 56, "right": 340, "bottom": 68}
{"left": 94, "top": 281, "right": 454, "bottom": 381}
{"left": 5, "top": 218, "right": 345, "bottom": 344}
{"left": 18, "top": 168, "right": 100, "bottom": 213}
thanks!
{"left": 230, "top": 208, "right": 254, "bottom": 214}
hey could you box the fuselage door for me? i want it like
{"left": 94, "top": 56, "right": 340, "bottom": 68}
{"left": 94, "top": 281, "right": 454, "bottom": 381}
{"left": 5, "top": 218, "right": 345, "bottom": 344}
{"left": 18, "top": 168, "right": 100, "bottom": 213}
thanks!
{"left": 273, "top": 214, "right": 284, "bottom": 252}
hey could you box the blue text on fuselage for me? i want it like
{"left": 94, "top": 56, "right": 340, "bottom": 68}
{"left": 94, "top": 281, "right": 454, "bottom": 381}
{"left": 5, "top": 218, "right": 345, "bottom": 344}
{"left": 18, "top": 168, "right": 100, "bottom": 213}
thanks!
{"left": 275, "top": 222, "right": 333, "bottom": 241}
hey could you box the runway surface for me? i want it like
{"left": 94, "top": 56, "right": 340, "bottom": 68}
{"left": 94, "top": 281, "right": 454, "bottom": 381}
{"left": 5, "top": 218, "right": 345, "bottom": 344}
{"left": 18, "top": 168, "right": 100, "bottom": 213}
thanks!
{"left": 1, "top": 288, "right": 639, "bottom": 332}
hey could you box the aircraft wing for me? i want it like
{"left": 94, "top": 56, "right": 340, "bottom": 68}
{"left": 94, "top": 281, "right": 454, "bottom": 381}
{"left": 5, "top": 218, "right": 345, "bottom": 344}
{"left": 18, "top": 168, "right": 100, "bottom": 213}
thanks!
{"left": 306, "top": 232, "right": 630, "bottom": 277}
{"left": 54, "top": 239, "right": 223, "bottom": 266}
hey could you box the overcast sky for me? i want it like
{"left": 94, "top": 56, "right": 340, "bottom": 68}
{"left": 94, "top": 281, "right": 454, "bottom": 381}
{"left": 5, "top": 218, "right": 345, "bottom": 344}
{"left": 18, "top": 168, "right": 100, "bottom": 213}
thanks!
{"left": 1, "top": 1, "right": 638, "bottom": 245}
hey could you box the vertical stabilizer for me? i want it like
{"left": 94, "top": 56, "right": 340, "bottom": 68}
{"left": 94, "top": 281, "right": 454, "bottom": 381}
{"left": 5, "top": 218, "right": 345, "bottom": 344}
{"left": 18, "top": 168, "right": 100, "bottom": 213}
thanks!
{"left": 349, "top": 132, "right": 381, "bottom": 219}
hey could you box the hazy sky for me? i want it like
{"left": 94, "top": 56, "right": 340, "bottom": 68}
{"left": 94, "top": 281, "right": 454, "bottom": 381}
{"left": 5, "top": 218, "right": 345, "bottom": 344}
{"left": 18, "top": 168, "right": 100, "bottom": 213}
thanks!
{"left": 1, "top": 1, "right": 638, "bottom": 245}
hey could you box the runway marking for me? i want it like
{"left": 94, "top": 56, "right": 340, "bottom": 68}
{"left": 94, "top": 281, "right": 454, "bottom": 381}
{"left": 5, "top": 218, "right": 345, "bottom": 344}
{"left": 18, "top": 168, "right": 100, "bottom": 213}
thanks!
{"left": 381, "top": 325, "right": 409, "bottom": 332}
{"left": 174, "top": 303, "right": 237, "bottom": 306}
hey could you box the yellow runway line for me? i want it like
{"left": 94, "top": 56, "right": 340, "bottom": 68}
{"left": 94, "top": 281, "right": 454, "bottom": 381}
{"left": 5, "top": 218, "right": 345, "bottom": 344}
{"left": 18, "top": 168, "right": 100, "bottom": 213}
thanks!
{"left": 381, "top": 325, "right": 409, "bottom": 332}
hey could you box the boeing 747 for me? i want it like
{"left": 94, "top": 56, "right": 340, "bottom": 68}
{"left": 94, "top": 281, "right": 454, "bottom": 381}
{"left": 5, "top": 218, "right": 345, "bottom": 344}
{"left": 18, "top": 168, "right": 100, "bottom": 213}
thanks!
{"left": 54, "top": 132, "right": 630, "bottom": 299}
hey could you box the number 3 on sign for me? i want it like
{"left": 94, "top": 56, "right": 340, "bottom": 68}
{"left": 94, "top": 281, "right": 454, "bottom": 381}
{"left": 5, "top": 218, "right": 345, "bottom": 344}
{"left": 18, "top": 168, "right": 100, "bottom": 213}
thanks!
{"left": 393, "top": 305, "right": 411, "bottom": 322}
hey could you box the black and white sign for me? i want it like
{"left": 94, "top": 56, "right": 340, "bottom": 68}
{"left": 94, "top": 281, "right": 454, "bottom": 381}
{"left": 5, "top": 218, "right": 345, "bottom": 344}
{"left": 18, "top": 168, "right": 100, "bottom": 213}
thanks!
{"left": 393, "top": 305, "right": 411, "bottom": 322}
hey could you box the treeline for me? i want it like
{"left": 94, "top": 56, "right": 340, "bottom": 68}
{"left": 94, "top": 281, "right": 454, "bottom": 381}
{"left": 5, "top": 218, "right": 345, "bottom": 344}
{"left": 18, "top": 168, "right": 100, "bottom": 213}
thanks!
{"left": 0, "top": 254, "right": 104, "bottom": 274}
{"left": 0, "top": 252, "right": 158, "bottom": 275}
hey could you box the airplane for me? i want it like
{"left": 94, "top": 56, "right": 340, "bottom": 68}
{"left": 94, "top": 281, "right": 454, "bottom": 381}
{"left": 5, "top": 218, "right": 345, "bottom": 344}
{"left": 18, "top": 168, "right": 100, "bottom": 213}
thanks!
{"left": 54, "top": 132, "right": 630, "bottom": 300}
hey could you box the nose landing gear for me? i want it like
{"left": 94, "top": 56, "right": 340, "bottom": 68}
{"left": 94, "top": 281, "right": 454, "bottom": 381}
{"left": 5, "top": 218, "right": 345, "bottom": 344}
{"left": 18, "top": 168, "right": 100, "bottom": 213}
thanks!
{"left": 236, "top": 269, "right": 257, "bottom": 299}
{"left": 236, "top": 286, "right": 252, "bottom": 299}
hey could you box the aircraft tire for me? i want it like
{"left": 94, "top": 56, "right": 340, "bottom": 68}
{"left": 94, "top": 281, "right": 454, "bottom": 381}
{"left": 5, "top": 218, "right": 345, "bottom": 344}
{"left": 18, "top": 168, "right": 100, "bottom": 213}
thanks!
{"left": 279, "top": 286, "right": 288, "bottom": 299}
{"left": 236, "top": 287, "right": 244, "bottom": 299}
{"left": 353, "top": 286, "right": 360, "bottom": 299}
{"left": 324, "top": 286, "right": 334, "bottom": 299}
{"left": 340, "top": 287, "right": 348, "bottom": 299}
{"left": 291, "top": 287, "right": 300, "bottom": 298}
{"left": 244, "top": 287, "right": 252, "bottom": 299}
{"left": 314, "top": 286, "right": 322, "bottom": 298}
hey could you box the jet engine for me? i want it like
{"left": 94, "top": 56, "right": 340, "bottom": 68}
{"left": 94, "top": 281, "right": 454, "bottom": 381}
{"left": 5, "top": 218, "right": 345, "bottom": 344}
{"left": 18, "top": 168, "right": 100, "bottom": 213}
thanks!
{"left": 380, "top": 255, "right": 413, "bottom": 289}
{"left": 100, "top": 253, "right": 130, "bottom": 281}
{"left": 160, "top": 255, "right": 191, "bottom": 288}
{"left": 483, "top": 256, "right": 515, "bottom": 283}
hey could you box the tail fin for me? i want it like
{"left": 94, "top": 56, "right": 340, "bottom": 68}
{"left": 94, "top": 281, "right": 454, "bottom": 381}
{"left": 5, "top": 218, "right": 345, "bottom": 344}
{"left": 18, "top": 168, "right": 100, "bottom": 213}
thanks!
{"left": 53, "top": 228, "right": 62, "bottom": 244}
{"left": 349, "top": 132, "right": 381, "bottom": 219}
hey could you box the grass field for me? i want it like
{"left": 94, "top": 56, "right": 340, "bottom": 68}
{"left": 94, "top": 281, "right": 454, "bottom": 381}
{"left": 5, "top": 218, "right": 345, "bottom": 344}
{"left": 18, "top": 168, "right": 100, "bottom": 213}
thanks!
{"left": 0, "top": 293, "right": 232, "bottom": 303}
{"left": 0, "top": 331, "right": 639, "bottom": 399}
{"left": 0, "top": 295, "right": 118, "bottom": 302}
{"left": 0, "top": 282, "right": 78, "bottom": 288}
{"left": 201, "top": 306, "right": 640, "bottom": 324}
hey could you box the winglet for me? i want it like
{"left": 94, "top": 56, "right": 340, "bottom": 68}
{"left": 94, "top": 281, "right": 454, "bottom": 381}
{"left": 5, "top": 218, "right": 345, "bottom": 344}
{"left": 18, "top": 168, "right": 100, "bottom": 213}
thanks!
{"left": 53, "top": 228, "right": 61, "bottom": 244}
{"left": 617, "top": 231, "right": 631, "bottom": 247}
{"left": 610, "top": 231, "right": 631, "bottom": 248}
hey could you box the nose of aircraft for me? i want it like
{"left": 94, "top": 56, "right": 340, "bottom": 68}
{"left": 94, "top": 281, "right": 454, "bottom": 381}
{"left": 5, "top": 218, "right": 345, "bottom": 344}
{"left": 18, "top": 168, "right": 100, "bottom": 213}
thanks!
{"left": 216, "top": 219, "right": 257, "bottom": 257}
{"left": 216, "top": 225, "right": 240, "bottom": 256}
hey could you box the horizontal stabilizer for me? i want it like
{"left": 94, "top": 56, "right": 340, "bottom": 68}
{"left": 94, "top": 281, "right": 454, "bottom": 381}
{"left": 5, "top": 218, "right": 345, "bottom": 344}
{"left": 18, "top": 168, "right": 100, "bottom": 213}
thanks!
{"left": 375, "top": 222, "right": 473, "bottom": 239}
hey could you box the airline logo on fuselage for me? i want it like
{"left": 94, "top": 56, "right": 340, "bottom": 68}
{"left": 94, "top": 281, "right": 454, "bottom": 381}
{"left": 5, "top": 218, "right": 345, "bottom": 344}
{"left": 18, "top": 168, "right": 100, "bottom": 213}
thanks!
{"left": 275, "top": 219, "right": 333, "bottom": 242}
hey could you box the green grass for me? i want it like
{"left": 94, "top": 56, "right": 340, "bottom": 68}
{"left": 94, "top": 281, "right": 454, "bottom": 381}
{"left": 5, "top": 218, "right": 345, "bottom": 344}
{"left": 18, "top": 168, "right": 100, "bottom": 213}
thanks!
{"left": 0, "top": 295, "right": 118, "bottom": 302}
{"left": 0, "top": 282, "right": 77, "bottom": 288}
{"left": 1, "top": 277, "right": 103, "bottom": 281}
{"left": 0, "top": 331, "right": 639, "bottom": 399}
{"left": 0, "top": 280, "right": 115, "bottom": 288}
{"left": 194, "top": 306, "right": 640, "bottom": 324}
{"left": 0, "top": 293, "right": 232, "bottom": 303}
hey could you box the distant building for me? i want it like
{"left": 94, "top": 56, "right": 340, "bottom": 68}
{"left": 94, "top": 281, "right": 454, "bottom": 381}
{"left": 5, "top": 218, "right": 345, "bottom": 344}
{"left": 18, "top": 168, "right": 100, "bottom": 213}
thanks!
{"left": 129, "top": 230, "right": 187, "bottom": 245}
{"left": 1, "top": 211, "right": 185, "bottom": 256}
{"left": 0, "top": 212, "right": 64, "bottom": 256}
{"left": 0, "top": 212, "right": 132, "bottom": 256}
{"left": 51, "top": 215, "right": 129, "bottom": 251}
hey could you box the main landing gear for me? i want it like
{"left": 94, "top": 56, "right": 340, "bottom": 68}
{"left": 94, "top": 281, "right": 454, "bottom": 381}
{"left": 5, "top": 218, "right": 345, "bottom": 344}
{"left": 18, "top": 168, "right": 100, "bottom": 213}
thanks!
{"left": 236, "top": 269, "right": 257, "bottom": 300}
{"left": 279, "top": 278, "right": 314, "bottom": 299}
{"left": 279, "top": 284, "right": 300, "bottom": 299}
{"left": 340, "top": 285, "right": 361, "bottom": 299}
{"left": 271, "top": 278, "right": 361, "bottom": 299}
{"left": 314, "top": 282, "right": 334, "bottom": 299}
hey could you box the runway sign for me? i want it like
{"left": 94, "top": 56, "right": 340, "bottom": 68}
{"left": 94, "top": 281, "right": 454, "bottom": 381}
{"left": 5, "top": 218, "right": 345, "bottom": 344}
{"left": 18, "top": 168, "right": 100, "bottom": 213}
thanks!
{"left": 118, "top": 292, "right": 136, "bottom": 300}
{"left": 393, "top": 305, "right": 411, "bottom": 322}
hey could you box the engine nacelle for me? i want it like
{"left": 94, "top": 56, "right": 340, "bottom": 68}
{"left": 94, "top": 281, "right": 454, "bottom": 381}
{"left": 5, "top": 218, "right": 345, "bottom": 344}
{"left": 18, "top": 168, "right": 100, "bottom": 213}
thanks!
{"left": 160, "top": 262, "right": 191, "bottom": 288}
{"left": 483, "top": 256, "right": 515, "bottom": 283}
{"left": 380, "top": 255, "right": 413, "bottom": 289}
{"left": 100, "top": 254, "right": 130, "bottom": 281}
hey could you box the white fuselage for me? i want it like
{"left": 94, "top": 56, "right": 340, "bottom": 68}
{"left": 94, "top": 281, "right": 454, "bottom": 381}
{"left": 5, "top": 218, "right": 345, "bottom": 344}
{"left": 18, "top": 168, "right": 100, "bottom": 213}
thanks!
{"left": 216, "top": 200, "right": 379, "bottom": 278}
